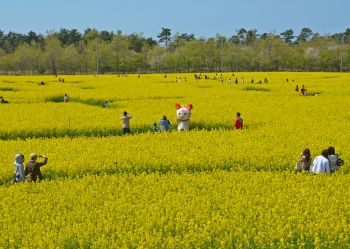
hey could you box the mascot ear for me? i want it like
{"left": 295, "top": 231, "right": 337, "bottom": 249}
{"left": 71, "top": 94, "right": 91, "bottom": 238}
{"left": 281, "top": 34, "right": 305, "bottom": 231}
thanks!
{"left": 187, "top": 104, "right": 193, "bottom": 110}
{"left": 175, "top": 103, "right": 181, "bottom": 109}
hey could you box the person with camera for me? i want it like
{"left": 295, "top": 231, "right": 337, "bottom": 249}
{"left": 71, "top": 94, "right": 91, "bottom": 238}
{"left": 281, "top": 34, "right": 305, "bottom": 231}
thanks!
{"left": 25, "top": 153, "right": 48, "bottom": 182}
{"left": 120, "top": 111, "right": 132, "bottom": 134}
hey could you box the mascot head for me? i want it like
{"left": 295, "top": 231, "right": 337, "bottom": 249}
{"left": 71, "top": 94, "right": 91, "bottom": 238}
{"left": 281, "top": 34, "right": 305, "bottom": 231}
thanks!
{"left": 176, "top": 104, "right": 193, "bottom": 121}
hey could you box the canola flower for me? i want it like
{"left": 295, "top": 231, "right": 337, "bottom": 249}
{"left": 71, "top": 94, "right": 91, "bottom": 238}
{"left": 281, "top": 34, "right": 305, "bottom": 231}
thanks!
{"left": 0, "top": 72, "right": 349, "bottom": 248}
{"left": 1, "top": 172, "right": 350, "bottom": 248}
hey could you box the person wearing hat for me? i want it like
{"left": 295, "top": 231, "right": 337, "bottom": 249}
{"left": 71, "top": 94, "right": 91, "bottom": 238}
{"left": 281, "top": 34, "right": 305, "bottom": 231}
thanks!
{"left": 24, "top": 153, "right": 48, "bottom": 182}
{"left": 13, "top": 154, "right": 25, "bottom": 183}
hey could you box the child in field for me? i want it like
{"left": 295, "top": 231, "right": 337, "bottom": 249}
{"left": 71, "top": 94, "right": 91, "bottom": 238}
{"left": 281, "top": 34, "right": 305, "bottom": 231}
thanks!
{"left": 103, "top": 101, "right": 109, "bottom": 108}
{"left": 295, "top": 148, "right": 312, "bottom": 172}
{"left": 121, "top": 111, "right": 132, "bottom": 134}
{"left": 13, "top": 154, "right": 25, "bottom": 183}
{"left": 234, "top": 112, "right": 243, "bottom": 129}
{"left": 152, "top": 122, "right": 159, "bottom": 132}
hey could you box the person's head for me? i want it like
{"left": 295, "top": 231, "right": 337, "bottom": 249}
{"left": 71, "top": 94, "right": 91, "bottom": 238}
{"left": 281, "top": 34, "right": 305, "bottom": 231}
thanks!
{"left": 30, "top": 152, "right": 38, "bottom": 161}
{"left": 321, "top": 150, "right": 328, "bottom": 158}
{"left": 302, "top": 148, "right": 310, "bottom": 156}
{"left": 153, "top": 121, "right": 157, "bottom": 126}
{"left": 123, "top": 111, "right": 127, "bottom": 116}
{"left": 302, "top": 148, "right": 311, "bottom": 160}
{"left": 163, "top": 115, "right": 167, "bottom": 120}
{"left": 14, "top": 154, "right": 24, "bottom": 164}
{"left": 236, "top": 112, "right": 241, "bottom": 117}
{"left": 327, "top": 146, "right": 335, "bottom": 155}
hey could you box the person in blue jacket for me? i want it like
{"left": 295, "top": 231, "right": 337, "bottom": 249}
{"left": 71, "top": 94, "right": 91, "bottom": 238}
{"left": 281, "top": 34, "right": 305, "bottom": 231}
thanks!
{"left": 160, "top": 115, "right": 171, "bottom": 131}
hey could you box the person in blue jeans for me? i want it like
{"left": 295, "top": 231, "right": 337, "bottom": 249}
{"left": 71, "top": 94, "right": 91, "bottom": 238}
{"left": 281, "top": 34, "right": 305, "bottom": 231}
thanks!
{"left": 160, "top": 115, "right": 171, "bottom": 131}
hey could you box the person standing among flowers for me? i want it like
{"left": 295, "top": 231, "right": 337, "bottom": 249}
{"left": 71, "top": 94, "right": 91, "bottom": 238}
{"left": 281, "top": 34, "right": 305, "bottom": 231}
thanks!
{"left": 120, "top": 111, "right": 132, "bottom": 134}
{"left": 25, "top": 153, "right": 48, "bottom": 182}
{"left": 234, "top": 112, "right": 243, "bottom": 129}
{"left": 13, "top": 154, "right": 25, "bottom": 183}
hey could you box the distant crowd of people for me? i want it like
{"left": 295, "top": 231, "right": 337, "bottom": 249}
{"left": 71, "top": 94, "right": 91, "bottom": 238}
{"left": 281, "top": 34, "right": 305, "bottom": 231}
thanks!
{"left": 295, "top": 146, "right": 344, "bottom": 174}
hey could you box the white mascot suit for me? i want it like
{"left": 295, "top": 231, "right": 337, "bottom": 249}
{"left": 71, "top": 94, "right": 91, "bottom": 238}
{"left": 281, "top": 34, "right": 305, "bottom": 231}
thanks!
{"left": 176, "top": 104, "right": 193, "bottom": 131}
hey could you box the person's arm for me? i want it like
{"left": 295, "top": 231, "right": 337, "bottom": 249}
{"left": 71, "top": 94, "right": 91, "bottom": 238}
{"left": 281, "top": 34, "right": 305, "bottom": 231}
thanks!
{"left": 36, "top": 156, "right": 48, "bottom": 167}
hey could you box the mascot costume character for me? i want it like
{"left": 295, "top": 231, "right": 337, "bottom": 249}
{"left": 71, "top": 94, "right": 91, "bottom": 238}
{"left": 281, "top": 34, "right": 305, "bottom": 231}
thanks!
{"left": 176, "top": 104, "right": 193, "bottom": 131}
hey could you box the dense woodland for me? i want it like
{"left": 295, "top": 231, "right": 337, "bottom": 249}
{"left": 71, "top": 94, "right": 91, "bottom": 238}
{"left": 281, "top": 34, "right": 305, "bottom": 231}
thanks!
{"left": 0, "top": 27, "right": 350, "bottom": 74}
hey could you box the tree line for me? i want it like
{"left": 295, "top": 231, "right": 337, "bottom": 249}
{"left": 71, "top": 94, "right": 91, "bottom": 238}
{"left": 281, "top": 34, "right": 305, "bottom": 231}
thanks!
{"left": 0, "top": 27, "right": 349, "bottom": 74}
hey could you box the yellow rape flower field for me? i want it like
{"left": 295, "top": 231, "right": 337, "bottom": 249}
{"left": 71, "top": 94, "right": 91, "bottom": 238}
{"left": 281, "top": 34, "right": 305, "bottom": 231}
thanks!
{"left": 0, "top": 72, "right": 350, "bottom": 248}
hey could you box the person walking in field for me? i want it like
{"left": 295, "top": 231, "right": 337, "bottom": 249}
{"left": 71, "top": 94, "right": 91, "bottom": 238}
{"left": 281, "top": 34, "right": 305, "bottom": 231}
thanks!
{"left": 121, "top": 111, "right": 132, "bottom": 134}
{"left": 295, "top": 148, "right": 312, "bottom": 172}
{"left": 64, "top": 93, "right": 69, "bottom": 103}
{"left": 25, "top": 153, "right": 48, "bottom": 182}
{"left": 311, "top": 150, "right": 330, "bottom": 174}
{"left": 234, "top": 112, "right": 243, "bottom": 129}
{"left": 241, "top": 77, "right": 245, "bottom": 84}
{"left": 160, "top": 115, "right": 171, "bottom": 131}
{"left": 13, "top": 154, "right": 25, "bottom": 183}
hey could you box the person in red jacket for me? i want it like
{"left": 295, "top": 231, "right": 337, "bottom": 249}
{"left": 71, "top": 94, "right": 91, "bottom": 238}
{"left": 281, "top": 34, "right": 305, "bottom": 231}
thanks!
{"left": 234, "top": 112, "right": 243, "bottom": 129}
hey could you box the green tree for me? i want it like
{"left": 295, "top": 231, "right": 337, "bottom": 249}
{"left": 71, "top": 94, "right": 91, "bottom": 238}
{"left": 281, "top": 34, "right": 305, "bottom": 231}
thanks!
{"left": 280, "top": 29, "right": 294, "bottom": 44}
{"left": 45, "top": 36, "right": 63, "bottom": 74}
{"left": 297, "top": 28, "right": 313, "bottom": 43}
{"left": 111, "top": 34, "right": 130, "bottom": 73}
{"left": 157, "top": 27, "right": 171, "bottom": 47}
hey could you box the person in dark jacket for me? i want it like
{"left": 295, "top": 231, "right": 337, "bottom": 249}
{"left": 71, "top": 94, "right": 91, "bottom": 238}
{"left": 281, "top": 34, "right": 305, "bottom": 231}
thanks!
{"left": 25, "top": 153, "right": 48, "bottom": 182}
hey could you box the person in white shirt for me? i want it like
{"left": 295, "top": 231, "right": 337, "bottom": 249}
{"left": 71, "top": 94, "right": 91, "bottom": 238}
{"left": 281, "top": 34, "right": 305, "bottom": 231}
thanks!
{"left": 120, "top": 111, "right": 132, "bottom": 134}
{"left": 13, "top": 154, "right": 25, "bottom": 183}
{"left": 311, "top": 150, "right": 330, "bottom": 174}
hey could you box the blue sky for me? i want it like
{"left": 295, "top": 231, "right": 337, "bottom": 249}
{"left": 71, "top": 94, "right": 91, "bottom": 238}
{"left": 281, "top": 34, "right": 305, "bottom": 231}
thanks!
{"left": 1, "top": 0, "right": 349, "bottom": 38}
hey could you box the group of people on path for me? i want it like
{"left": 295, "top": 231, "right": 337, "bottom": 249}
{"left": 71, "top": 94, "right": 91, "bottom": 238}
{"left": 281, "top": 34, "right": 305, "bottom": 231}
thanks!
{"left": 295, "top": 146, "right": 344, "bottom": 173}
{"left": 13, "top": 153, "right": 48, "bottom": 183}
